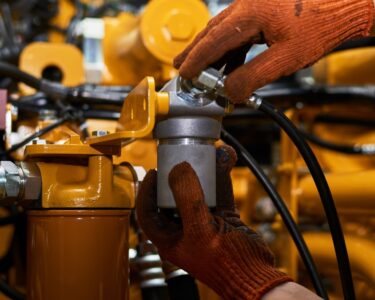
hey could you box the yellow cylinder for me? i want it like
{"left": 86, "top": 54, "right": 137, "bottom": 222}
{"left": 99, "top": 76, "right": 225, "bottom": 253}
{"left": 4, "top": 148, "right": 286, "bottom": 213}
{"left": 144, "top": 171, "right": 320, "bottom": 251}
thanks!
{"left": 27, "top": 210, "right": 130, "bottom": 300}
{"left": 299, "top": 170, "right": 375, "bottom": 216}
{"left": 304, "top": 233, "right": 375, "bottom": 286}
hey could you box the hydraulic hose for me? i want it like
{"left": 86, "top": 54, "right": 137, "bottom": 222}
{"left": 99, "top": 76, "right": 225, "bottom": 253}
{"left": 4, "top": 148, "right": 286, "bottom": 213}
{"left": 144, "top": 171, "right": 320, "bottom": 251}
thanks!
{"left": 249, "top": 96, "right": 355, "bottom": 300}
{"left": 303, "top": 131, "right": 375, "bottom": 155}
{"left": 5, "top": 116, "right": 70, "bottom": 155}
{"left": 0, "top": 62, "right": 41, "bottom": 90}
{"left": 221, "top": 129, "right": 328, "bottom": 299}
{"left": 0, "top": 62, "right": 69, "bottom": 100}
{"left": 166, "top": 275, "right": 200, "bottom": 300}
{"left": 141, "top": 287, "right": 169, "bottom": 300}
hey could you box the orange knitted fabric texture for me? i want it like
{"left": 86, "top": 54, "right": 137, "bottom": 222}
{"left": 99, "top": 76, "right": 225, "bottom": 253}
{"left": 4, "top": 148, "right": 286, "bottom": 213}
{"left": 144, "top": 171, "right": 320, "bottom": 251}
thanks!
{"left": 174, "top": 0, "right": 374, "bottom": 102}
{"left": 137, "top": 146, "right": 292, "bottom": 300}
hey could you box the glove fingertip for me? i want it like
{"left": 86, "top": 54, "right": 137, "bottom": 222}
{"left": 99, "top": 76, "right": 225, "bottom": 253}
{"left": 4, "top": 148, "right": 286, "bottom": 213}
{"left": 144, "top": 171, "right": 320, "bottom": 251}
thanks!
{"left": 225, "top": 74, "right": 254, "bottom": 103}
{"left": 178, "top": 63, "right": 197, "bottom": 80}
{"left": 216, "top": 145, "right": 237, "bottom": 172}
{"left": 173, "top": 53, "right": 185, "bottom": 69}
{"left": 136, "top": 169, "right": 157, "bottom": 217}
{"left": 168, "top": 161, "right": 196, "bottom": 186}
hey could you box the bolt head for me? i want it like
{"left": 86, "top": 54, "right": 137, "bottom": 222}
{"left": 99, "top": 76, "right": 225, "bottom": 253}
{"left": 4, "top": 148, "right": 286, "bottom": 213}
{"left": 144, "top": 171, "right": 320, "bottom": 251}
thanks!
{"left": 92, "top": 130, "right": 109, "bottom": 137}
{"left": 32, "top": 139, "right": 47, "bottom": 145}
{"left": 164, "top": 13, "right": 194, "bottom": 41}
{"left": 1, "top": 161, "right": 21, "bottom": 198}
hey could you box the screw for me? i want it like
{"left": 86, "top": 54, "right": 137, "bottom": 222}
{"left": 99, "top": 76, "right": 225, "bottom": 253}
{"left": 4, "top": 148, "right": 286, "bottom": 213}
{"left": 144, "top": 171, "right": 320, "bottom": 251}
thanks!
{"left": 39, "top": 110, "right": 57, "bottom": 121}
{"left": 32, "top": 139, "right": 47, "bottom": 145}
{"left": 92, "top": 130, "right": 109, "bottom": 137}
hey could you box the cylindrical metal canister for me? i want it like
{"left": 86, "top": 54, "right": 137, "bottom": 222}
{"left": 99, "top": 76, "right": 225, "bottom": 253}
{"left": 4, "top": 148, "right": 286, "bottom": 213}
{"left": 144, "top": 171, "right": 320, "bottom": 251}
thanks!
{"left": 27, "top": 210, "right": 129, "bottom": 300}
{"left": 155, "top": 117, "right": 221, "bottom": 208}
{"left": 157, "top": 139, "right": 216, "bottom": 208}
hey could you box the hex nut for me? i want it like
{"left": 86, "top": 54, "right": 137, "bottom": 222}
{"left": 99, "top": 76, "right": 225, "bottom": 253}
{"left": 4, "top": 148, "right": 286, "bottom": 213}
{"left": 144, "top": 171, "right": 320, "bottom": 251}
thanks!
{"left": 18, "top": 162, "right": 41, "bottom": 201}
{"left": 92, "top": 130, "right": 109, "bottom": 137}
{"left": 1, "top": 161, "right": 22, "bottom": 198}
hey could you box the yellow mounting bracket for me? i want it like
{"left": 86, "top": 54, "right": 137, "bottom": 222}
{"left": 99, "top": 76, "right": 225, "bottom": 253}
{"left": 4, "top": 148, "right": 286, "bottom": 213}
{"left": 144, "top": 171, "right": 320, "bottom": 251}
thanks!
{"left": 87, "top": 76, "right": 169, "bottom": 147}
{"left": 24, "top": 77, "right": 169, "bottom": 158}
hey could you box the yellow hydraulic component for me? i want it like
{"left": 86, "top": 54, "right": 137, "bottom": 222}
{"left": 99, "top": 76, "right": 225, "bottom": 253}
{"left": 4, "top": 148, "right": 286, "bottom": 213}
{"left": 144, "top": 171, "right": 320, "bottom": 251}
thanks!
{"left": 314, "top": 48, "right": 375, "bottom": 85}
{"left": 140, "top": 0, "right": 208, "bottom": 64}
{"left": 275, "top": 105, "right": 375, "bottom": 295}
{"left": 87, "top": 76, "right": 169, "bottom": 146}
{"left": 305, "top": 233, "right": 375, "bottom": 299}
{"left": 299, "top": 170, "right": 375, "bottom": 216}
{"left": 48, "top": 0, "right": 76, "bottom": 42}
{"left": 37, "top": 156, "right": 134, "bottom": 208}
{"left": 115, "top": 140, "right": 157, "bottom": 171}
{"left": 19, "top": 42, "right": 85, "bottom": 95}
{"left": 24, "top": 126, "right": 135, "bottom": 208}
{"left": 102, "top": 0, "right": 210, "bottom": 86}
{"left": 23, "top": 76, "right": 168, "bottom": 209}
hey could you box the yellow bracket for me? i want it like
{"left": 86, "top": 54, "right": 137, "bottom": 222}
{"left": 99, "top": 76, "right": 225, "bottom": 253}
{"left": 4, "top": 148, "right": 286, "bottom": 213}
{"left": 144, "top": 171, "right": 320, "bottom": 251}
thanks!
{"left": 87, "top": 76, "right": 169, "bottom": 147}
{"left": 24, "top": 76, "right": 168, "bottom": 158}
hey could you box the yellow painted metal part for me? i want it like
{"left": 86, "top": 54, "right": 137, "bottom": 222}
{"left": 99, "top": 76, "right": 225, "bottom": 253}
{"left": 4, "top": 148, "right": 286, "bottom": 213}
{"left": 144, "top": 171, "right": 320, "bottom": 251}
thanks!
{"left": 19, "top": 42, "right": 84, "bottom": 95}
{"left": 299, "top": 170, "right": 375, "bottom": 216}
{"left": 314, "top": 48, "right": 375, "bottom": 85}
{"left": 36, "top": 156, "right": 135, "bottom": 208}
{"left": 305, "top": 233, "right": 375, "bottom": 298}
{"left": 85, "top": 119, "right": 158, "bottom": 170}
{"left": 88, "top": 76, "right": 169, "bottom": 146}
{"left": 276, "top": 105, "right": 375, "bottom": 294}
{"left": 102, "top": 0, "right": 210, "bottom": 86}
{"left": 25, "top": 126, "right": 121, "bottom": 158}
{"left": 48, "top": 0, "right": 76, "bottom": 42}
{"left": 140, "top": 0, "right": 209, "bottom": 64}
{"left": 114, "top": 140, "right": 157, "bottom": 171}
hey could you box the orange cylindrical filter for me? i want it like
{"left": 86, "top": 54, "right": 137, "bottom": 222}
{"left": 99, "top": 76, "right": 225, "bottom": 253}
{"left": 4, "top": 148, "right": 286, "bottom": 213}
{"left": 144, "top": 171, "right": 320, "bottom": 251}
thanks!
{"left": 27, "top": 210, "right": 130, "bottom": 300}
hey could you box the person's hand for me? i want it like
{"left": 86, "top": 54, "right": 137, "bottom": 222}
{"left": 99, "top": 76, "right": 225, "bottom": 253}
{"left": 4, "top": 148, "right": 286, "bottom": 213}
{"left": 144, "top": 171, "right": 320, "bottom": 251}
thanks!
{"left": 136, "top": 145, "right": 292, "bottom": 300}
{"left": 174, "top": 0, "right": 374, "bottom": 102}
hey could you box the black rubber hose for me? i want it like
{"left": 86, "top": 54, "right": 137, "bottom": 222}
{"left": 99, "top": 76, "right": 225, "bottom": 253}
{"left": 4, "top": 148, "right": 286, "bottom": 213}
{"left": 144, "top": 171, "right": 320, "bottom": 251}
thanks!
{"left": 221, "top": 129, "right": 328, "bottom": 299}
{"left": 5, "top": 116, "right": 70, "bottom": 155}
{"left": 258, "top": 100, "right": 355, "bottom": 300}
{"left": 141, "top": 287, "right": 169, "bottom": 300}
{"left": 303, "top": 131, "right": 375, "bottom": 155}
{"left": 0, "top": 213, "right": 20, "bottom": 226}
{"left": 0, "top": 279, "right": 25, "bottom": 300}
{"left": 314, "top": 115, "right": 375, "bottom": 127}
{"left": 166, "top": 275, "right": 200, "bottom": 300}
{"left": 0, "top": 63, "right": 69, "bottom": 100}
{"left": 0, "top": 62, "right": 41, "bottom": 90}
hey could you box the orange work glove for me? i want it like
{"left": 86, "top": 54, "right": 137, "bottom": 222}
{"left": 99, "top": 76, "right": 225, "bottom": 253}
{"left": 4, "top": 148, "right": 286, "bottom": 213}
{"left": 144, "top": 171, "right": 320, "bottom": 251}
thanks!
{"left": 174, "top": 0, "right": 374, "bottom": 102}
{"left": 136, "top": 146, "right": 292, "bottom": 300}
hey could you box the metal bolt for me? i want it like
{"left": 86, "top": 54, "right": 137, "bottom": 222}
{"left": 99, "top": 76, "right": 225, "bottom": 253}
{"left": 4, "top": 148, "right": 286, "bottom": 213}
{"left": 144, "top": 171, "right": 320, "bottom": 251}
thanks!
{"left": 39, "top": 110, "right": 57, "bottom": 121}
{"left": 92, "top": 130, "right": 109, "bottom": 137}
{"left": 32, "top": 139, "right": 47, "bottom": 145}
{"left": 165, "top": 13, "right": 194, "bottom": 41}
{"left": 0, "top": 161, "right": 22, "bottom": 199}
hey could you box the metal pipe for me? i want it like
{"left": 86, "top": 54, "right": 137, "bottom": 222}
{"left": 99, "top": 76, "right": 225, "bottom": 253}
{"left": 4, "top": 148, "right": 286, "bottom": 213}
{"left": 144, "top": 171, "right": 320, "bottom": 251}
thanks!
{"left": 299, "top": 170, "right": 375, "bottom": 215}
{"left": 304, "top": 233, "right": 375, "bottom": 286}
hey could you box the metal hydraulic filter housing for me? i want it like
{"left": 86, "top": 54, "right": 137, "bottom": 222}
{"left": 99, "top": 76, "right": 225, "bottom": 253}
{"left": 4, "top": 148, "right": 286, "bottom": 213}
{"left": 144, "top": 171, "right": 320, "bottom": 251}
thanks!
{"left": 89, "top": 74, "right": 232, "bottom": 209}
{"left": 155, "top": 78, "right": 231, "bottom": 208}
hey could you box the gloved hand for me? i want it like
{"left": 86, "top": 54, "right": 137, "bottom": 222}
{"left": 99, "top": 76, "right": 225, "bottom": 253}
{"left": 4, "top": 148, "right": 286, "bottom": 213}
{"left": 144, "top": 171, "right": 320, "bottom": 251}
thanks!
{"left": 136, "top": 145, "right": 292, "bottom": 300}
{"left": 174, "top": 0, "right": 374, "bottom": 102}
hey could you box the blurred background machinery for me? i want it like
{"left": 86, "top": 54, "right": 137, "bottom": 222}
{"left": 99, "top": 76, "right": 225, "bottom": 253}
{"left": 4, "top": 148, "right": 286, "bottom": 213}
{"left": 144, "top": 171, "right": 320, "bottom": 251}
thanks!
{"left": 0, "top": 0, "right": 374, "bottom": 299}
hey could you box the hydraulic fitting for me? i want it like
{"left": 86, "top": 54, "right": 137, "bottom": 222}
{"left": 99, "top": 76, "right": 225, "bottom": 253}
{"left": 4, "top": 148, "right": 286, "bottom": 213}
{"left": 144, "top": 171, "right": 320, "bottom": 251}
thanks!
{"left": 0, "top": 161, "right": 41, "bottom": 205}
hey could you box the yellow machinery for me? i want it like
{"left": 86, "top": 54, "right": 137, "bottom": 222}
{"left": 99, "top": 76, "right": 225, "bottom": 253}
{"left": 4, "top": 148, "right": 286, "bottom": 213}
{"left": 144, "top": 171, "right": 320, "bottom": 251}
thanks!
{"left": 44, "top": 0, "right": 210, "bottom": 86}
{"left": 2, "top": 0, "right": 375, "bottom": 299}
